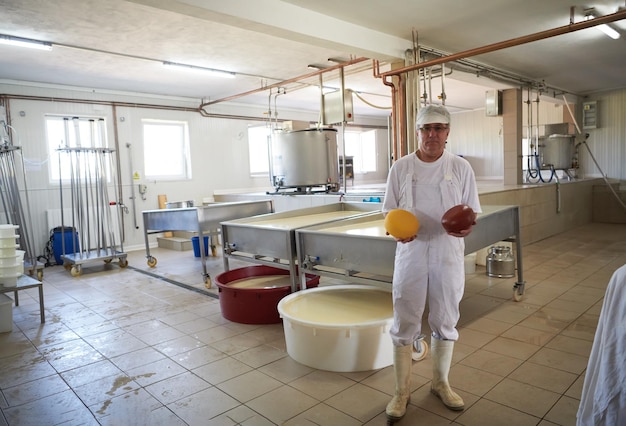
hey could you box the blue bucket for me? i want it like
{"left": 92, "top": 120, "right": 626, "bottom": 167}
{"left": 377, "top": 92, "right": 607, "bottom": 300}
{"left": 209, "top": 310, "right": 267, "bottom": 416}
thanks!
{"left": 191, "top": 236, "right": 209, "bottom": 257}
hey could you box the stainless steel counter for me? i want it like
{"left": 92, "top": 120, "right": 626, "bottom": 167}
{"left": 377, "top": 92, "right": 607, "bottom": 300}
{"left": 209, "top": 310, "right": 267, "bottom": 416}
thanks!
{"left": 295, "top": 205, "right": 525, "bottom": 300}
{"left": 220, "top": 202, "right": 382, "bottom": 291}
{"left": 142, "top": 200, "right": 274, "bottom": 285}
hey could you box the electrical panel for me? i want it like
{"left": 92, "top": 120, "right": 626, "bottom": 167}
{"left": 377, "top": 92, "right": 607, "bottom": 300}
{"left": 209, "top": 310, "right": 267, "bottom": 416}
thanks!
{"left": 485, "top": 90, "right": 502, "bottom": 116}
{"left": 582, "top": 101, "right": 598, "bottom": 129}
{"left": 323, "top": 89, "right": 354, "bottom": 124}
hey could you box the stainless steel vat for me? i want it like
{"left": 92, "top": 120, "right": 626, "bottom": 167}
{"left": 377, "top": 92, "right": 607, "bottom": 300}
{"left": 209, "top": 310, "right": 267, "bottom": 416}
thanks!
{"left": 166, "top": 200, "right": 194, "bottom": 209}
{"left": 271, "top": 128, "right": 339, "bottom": 190}
{"left": 538, "top": 134, "right": 575, "bottom": 169}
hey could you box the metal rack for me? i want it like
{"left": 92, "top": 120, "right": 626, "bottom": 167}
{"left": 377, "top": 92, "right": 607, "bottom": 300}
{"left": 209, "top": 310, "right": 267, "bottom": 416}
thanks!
{"left": 0, "top": 139, "right": 43, "bottom": 280}
{"left": 56, "top": 119, "right": 126, "bottom": 277}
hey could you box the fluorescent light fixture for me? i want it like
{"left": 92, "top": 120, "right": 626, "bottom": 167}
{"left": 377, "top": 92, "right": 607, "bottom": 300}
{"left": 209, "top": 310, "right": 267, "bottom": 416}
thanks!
{"left": 162, "top": 61, "right": 235, "bottom": 78}
{"left": 596, "top": 22, "right": 621, "bottom": 39}
{"left": 0, "top": 34, "right": 52, "bottom": 50}
{"left": 585, "top": 10, "right": 621, "bottom": 40}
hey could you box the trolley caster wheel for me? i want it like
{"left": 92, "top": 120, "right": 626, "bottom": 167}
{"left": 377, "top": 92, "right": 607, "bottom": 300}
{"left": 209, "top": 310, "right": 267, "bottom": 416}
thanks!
{"left": 513, "top": 282, "right": 525, "bottom": 302}
{"left": 104, "top": 259, "right": 112, "bottom": 264}
{"left": 147, "top": 257, "right": 157, "bottom": 267}
{"left": 211, "top": 246, "right": 217, "bottom": 257}
{"left": 37, "top": 270, "right": 43, "bottom": 281}
{"left": 412, "top": 337, "right": 429, "bottom": 362}
{"left": 204, "top": 276, "right": 212, "bottom": 289}
{"left": 118, "top": 258, "right": 128, "bottom": 268}
{"left": 70, "top": 265, "right": 82, "bottom": 277}
{"left": 63, "top": 263, "right": 71, "bottom": 271}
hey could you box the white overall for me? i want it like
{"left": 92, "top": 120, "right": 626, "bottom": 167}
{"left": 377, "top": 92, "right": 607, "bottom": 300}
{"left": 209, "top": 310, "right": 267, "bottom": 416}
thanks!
{"left": 389, "top": 153, "right": 466, "bottom": 346}
{"left": 577, "top": 264, "right": 626, "bottom": 425}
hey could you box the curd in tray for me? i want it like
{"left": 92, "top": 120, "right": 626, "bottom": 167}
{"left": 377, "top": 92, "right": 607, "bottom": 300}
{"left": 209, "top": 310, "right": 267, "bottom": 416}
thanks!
{"left": 316, "top": 219, "right": 389, "bottom": 237}
{"left": 227, "top": 275, "right": 292, "bottom": 289}
{"left": 239, "top": 211, "right": 364, "bottom": 229}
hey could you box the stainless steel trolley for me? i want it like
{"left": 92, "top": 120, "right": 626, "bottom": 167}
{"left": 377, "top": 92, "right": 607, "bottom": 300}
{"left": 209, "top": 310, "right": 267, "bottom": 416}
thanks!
{"left": 142, "top": 200, "right": 274, "bottom": 286}
{"left": 220, "top": 202, "right": 381, "bottom": 292}
{"left": 296, "top": 205, "right": 526, "bottom": 301}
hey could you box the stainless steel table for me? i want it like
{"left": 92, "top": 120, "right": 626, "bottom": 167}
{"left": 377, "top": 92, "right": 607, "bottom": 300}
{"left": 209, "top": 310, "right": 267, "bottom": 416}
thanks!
{"left": 296, "top": 205, "right": 526, "bottom": 301}
{"left": 0, "top": 274, "right": 45, "bottom": 323}
{"left": 220, "top": 202, "right": 381, "bottom": 291}
{"left": 142, "top": 200, "right": 274, "bottom": 285}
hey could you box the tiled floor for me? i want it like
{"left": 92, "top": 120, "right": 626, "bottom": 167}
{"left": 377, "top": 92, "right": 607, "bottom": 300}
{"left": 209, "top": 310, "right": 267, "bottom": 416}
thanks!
{"left": 1, "top": 222, "right": 625, "bottom": 425}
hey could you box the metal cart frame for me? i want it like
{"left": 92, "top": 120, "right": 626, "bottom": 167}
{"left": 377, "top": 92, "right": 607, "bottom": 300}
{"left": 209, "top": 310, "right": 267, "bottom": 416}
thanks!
{"left": 142, "top": 200, "right": 274, "bottom": 285}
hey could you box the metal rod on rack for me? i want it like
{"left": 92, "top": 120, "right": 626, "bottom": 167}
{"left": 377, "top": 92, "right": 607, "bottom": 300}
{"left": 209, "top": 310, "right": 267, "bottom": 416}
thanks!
{"left": 126, "top": 143, "right": 138, "bottom": 230}
{"left": 89, "top": 120, "right": 100, "bottom": 255}
{"left": 72, "top": 118, "right": 86, "bottom": 259}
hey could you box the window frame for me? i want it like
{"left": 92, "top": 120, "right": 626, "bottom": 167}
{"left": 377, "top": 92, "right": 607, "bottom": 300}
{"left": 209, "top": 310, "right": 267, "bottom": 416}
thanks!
{"left": 45, "top": 115, "right": 109, "bottom": 184}
{"left": 142, "top": 119, "right": 192, "bottom": 181}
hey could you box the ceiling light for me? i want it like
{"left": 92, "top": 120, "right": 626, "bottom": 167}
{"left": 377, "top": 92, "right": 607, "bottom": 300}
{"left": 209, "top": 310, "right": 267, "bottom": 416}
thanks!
{"left": 162, "top": 61, "right": 235, "bottom": 78}
{"left": 0, "top": 35, "right": 52, "bottom": 50}
{"left": 584, "top": 9, "right": 621, "bottom": 40}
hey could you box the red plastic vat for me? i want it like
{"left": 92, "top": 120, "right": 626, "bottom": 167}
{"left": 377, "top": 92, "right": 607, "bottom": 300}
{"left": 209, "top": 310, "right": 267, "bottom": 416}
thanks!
{"left": 215, "top": 265, "right": 320, "bottom": 324}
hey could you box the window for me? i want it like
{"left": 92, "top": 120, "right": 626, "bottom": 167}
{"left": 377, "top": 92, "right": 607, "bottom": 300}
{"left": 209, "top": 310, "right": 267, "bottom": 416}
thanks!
{"left": 143, "top": 120, "right": 191, "bottom": 181}
{"left": 342, "top": 130, "right": 377, "bottom": 173}
{"left": 247, "top": 125, "right": 271, "bottom": 175}
{"left": 46, "top": 115, "right": 108, "bottom": 182}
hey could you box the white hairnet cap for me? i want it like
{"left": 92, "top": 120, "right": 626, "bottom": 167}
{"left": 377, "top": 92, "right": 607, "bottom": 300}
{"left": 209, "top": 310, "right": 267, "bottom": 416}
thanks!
{"left": 416, "top": 105, "right": 451, "bottom": 126}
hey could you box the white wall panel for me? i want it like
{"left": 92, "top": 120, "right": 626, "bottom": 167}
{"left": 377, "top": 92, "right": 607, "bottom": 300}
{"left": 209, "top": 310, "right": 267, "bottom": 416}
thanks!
{"left": 579, "top": 90, "right": 626, "bottom": 181}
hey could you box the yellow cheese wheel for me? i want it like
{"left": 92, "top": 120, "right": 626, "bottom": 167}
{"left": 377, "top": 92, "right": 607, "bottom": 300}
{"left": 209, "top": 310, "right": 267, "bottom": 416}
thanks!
{"left": 384, "top": 209, "right": 420, "bottom": 239}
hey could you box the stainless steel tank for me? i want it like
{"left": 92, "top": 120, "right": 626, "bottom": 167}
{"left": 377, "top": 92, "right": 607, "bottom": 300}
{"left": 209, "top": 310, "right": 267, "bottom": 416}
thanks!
{"left": 538, "top": 134, "right": 575, "bottom": 169}
{"left": 271, "top": 128, "right": 339, "bottom": 190}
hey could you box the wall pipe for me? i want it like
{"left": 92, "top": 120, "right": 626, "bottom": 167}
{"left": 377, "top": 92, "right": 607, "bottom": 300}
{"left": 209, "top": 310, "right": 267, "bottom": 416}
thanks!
{"left": 397, "top": 73, "right": 407, "bottom": 158}
{"left": 199, "top": 57, "right": 369, "bottom": 110}
{"left": 374, "top": 9, "right": 626, "bottom": 163}
{"left": 377, "top": 62, "right": 398, "bottom": 163}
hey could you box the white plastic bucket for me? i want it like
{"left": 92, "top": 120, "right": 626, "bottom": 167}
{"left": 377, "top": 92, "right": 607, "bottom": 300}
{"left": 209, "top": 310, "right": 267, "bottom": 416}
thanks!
{"left": 0, "top": 247, "right": 17, "bottom": 258}
{"left": 0, "top": 236, "right": 19, "bottom": 248}
{"left": 0, "top": 264, "right": 22, "bottom": 277}
{"left": 0, "top": 224, "right": 18, "bottom": 238}
{"left": 0, "top": 250, "right": 24, "bottom": 267}
{"left": 278, "top": 285, "right": 394, "bottom": 372}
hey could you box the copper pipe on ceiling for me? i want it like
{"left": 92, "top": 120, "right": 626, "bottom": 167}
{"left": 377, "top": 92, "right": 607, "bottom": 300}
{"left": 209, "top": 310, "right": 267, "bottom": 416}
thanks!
{"left": 396, "top": 72, "right": 407, "bottom": 158}
{"left": 376, "top": 60, "right": 399, "bottom": 163}
{"left": 374, "top": 9, "right": 626, "bottom": 163}
{"left": 199, "top": 57, "right": 369, "bottom": 110}
{"left": 381, "top": 9, "right": 626, "bottom": 78}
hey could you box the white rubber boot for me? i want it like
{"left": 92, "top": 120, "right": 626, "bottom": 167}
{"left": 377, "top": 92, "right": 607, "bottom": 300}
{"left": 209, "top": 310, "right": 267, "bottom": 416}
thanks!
{"left": 386, "top": 344, "right": 413, "bottom": 421}
{"left": 430, "top": 338, "right": 464, "bottom": 411}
